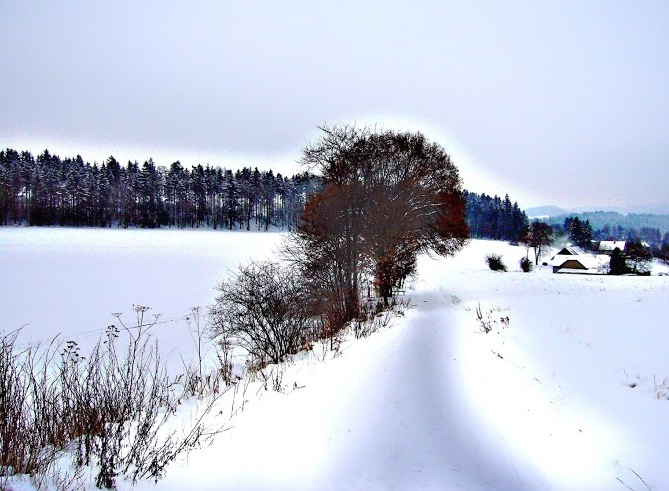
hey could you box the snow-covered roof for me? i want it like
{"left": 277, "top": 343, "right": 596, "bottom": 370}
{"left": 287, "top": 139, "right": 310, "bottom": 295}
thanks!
{"left": 598, "top": 240, "right": 625, "bottom": 252}
{"left": 554, "top": 245, "right": 585, "bottom": 256}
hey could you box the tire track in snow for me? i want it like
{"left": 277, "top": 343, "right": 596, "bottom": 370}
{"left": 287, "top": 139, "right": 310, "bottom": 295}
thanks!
{"left": 327, "top": 292, "right": 544, "bottom": 490}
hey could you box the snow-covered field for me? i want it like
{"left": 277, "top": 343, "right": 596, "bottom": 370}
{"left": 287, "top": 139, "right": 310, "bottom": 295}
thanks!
{"left": 1, "top": 227, "right": 284, "bottom": 353}
{"left": 2, "top": 228, "right": 669, "bottom": 490}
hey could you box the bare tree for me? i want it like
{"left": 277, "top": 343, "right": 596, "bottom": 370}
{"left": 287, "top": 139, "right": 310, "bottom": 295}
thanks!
{"left": 521, "top": 222, "right": 554, "bottom": 265}
{"left": 285, "top": 125, "right": 469, "bottom": 324}
{"left": 625, "top": 239, "right": 653, "bottom": 274}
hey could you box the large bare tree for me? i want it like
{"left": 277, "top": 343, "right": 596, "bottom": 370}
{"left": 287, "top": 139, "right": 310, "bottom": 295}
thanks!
{"left": 284, "top": 125, "right": 469, "bottom": 327}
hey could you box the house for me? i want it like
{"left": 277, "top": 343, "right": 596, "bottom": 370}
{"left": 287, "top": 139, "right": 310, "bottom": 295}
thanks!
{"left": 550, "top": 246, "right": 604, "bottom": 274}
{"left": 552, "top": 255, "right": 603, "bottom": 273}
{"left": 597, "top": 240, "right": 626, "bottom": 255}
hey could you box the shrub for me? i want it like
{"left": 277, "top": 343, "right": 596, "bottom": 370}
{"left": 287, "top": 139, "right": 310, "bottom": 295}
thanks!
{"left": 609, "top": 247, "right": 629, "bottom": 275}
{"left": 0, "top": 309, "right": 224, "bottom": 490}
{"left": 210, "top": 261, "right": 314, "bottom": 366}
{"left": 486, "top": 254, "right": 507, "bottom": 272}
{"left": 519, "top": 256, "right": 533, "bottom": 272}
{"left": 353, "top": 297, "right": 408, "bottom": 340}
{"left": 473, "top": 303, "right": 510, "bottom": 333}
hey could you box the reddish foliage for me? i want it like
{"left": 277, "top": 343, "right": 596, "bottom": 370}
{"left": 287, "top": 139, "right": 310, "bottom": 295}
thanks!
{"left": 288, "top": 125, "right": 470, "bottom": 327}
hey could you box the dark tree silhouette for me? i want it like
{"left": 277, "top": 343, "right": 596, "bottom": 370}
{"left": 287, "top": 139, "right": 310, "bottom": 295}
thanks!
{"left": 609, "top": 247, "right": 628, "bottom": 275}
{"left": 285, "top": 125, "right": 469, "bottom": 327}
{"left": 464, "top": 191, "right": 528, "bottom": 242}
{"left": 564, "top": 216, "right": 594, "bottom": 249}
{"left": 625, "top": 239, "right": 652, "bottom": 274}
{"left": 0, "top": 147, "right": 320, "bottom": 231}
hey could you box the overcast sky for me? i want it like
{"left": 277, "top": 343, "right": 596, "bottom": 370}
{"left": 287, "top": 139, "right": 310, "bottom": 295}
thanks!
{"left": 1, "top": 1, "right": 668, "bottom": 210}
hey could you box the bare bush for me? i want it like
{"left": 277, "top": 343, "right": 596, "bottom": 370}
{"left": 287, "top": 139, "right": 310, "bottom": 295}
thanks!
{"left": 0, "top": 330, "right": 63, "bottom": 483}
{"left": 1, "top": 306, "right": 226, "bottom": 490}
{"left": 210, "top": 261, "right": 314, "bottom": 367}
{"left": 353, "top": 298, "right": 407, "bottom": 339}
{"left": 471, "top": 303, "right": 510, "bottom": 334}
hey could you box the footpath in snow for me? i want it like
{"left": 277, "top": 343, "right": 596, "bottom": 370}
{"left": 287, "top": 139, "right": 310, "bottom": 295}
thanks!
{"left": 137, "top": 303, "right": 533, "bottom": 490}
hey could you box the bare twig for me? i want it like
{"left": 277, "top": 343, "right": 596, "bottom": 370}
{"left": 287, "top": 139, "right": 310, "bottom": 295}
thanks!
{"left": 629, "top": 467, "right": 651, "bottom": 490}
{"left": 616, "top": 477, "right": 635, "bottom": 490}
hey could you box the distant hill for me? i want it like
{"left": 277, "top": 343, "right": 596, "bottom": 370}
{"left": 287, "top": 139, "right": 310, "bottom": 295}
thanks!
{"left": 527, "top": 201, "right": 669, "bottom": 216}
{"left": 636, "top": 202, "right": 669, "bottom": 215}
{"left": 541, "top": 211, "right": 669, "bottom": 236}
{"left": 525, "top": 206, "right": 568, "bottom": 218}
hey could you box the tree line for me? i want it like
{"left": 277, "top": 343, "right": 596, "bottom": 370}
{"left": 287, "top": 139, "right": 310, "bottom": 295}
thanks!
{"left": 544, "top": 211, "right": 669, "bottom": 245}
{"left": 464, "top": 191, "right": 529, "bottom": 242}
{"left": 1, "top": 148, "right": 531, "bottom": 245}
{"left": 0, "top": 148, "right": 320, "bottom": 230}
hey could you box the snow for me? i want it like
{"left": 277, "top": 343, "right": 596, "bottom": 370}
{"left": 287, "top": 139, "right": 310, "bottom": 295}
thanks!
{"left": 1, "top": 227, "right": 284, "bottom": 352}
{"left": 2, "top": 229, "right": 669, "bottom": 490}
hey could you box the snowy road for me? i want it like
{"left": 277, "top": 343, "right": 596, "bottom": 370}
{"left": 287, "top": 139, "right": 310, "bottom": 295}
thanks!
{"left": 323, "top": 299, "right": 537, "bottom": 490}
{"left": 135, "top": 292, "right": 543, "bottom": 491}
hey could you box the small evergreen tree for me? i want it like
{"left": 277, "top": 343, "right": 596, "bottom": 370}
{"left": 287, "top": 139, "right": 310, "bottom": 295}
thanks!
{"left": 486, "top": 254, "right": 507, "bottom": 272}
{"left": 609, "top": 247, "right": 628, "bottom": 275}
{"left": 565, "top": 216, "right": 594, "bottom": 249}
{"left": 659, "top": 242, "right": 669, "bottom": 265}
{"left": 519, "top": 256, "right": 533, "bottom": 272}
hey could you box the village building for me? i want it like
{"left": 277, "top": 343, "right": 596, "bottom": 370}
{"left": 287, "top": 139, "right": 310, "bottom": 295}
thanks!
{"left": 550, "top": 244, "right": 606, "bottom": 273}
{"left": 551, "top": 255, "right": 602, "bottom": 274}
{"left": 596, "top": 240, "right": 626, "bottom": 255}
